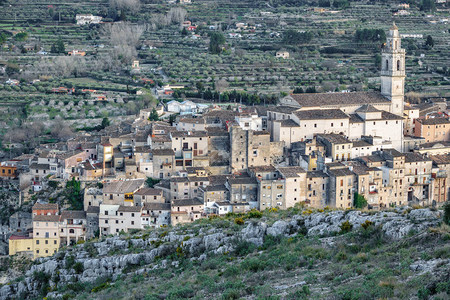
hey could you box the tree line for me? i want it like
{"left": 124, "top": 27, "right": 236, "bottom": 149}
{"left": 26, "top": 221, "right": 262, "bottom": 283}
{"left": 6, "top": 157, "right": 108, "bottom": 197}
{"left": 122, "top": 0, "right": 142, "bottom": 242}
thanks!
{"left": 174, "top": 89, "right": 280, "bottom": 105}
{"left": 355, "top": 29, "right": 386, "bottom": 43}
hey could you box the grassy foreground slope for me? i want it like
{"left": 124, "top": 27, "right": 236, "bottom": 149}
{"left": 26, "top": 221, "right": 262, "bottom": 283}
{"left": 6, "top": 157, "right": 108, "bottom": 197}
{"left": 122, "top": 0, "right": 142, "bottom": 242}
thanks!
{"left": 55, "top": 208, "right": 450, "bottom": 300}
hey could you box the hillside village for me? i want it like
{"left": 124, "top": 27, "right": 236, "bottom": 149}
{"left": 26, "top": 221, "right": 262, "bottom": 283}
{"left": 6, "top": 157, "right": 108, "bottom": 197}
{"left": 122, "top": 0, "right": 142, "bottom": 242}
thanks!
{"left": 1, "top": 24, "right": 449, "bottom": 260}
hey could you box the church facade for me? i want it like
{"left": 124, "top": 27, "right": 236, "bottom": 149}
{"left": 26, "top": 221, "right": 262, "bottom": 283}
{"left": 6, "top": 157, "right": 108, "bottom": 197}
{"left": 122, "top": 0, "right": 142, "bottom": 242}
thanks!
{"left": 277, "top": 24, "right": 406, "bottom": 151}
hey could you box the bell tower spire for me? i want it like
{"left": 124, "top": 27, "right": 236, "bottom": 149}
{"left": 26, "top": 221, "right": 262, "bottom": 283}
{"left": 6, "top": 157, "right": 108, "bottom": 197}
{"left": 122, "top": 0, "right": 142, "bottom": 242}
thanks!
{"left": 381, "top": 22, "right": 406, "bottom": 116}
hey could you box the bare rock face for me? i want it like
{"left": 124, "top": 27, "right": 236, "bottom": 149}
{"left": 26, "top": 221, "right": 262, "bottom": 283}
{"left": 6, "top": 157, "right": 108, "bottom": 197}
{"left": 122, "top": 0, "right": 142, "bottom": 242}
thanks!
{"left": 0, "top": 208, "right": 443, "bottom": 299}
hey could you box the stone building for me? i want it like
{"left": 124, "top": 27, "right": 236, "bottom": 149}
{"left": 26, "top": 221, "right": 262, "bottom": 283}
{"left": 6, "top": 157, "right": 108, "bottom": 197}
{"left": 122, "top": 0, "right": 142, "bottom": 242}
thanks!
{"left": 151, "top": 149, "right": 175, "bottom": 179}
{"left": 171, "top": 198, "right": 204, "bottom": 226}
{"left": 141, "top": 202, "right": 171, "bottom": 228}
{"left": 414, "top": 118, "right": 450, "bottom": 143}
{"left": 230, "top": 126, "right": 271, "bottom": 172}
{"left": 326, "top": 164, "right": 355, "bottom": 209}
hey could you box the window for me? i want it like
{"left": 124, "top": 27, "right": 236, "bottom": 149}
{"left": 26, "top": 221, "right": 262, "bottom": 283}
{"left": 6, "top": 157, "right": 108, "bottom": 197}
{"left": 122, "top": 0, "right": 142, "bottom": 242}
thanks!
{"left": 397, "top": 60, "right": 400, "bottom": 71}
{"left": 36, "top": 240, "right": 39, "bottom": 245}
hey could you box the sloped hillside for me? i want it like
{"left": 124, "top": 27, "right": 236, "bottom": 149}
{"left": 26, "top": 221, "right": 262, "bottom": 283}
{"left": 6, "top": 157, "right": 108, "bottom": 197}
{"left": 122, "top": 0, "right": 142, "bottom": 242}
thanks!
{"left": 1, "top": 207, "right": 449, "bottom": 299}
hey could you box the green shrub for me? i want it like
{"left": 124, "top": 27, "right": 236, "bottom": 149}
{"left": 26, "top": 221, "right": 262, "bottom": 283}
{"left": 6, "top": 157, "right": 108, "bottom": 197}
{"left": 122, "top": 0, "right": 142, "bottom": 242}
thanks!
{"left": 73, "top": 262, "right": 84, "bottom": 274}
{"left": 66, "top": 282, "right": 84, "bottom": 292}
{"left": 262, "top": 235, "right": 282, "bottom": 250}
{"left": 361, "top": 220, "right": 373, "bottom": 230}
{"left": 167, "top": 286, "right": 195, "bottom": 299}
{"left": 222, "top": 288, "right": 241, "bottom": 299}
{"left": 234, "top": 217, "right": 244, "bottom": 225}
{"left": 443, "top": 201, "right": 450, "bottom": 225}
{"left": 65, "top": 255, "right": 75, "bottom": 269}
{"left": 340, "top": 221, "right": 353, "bottom": 233}
{"left": 91, "top": 282, "right": 109, "bottom": 293}
{"left": 335, "top": 251, "right": 347, "bottom": 261}
{"left": 288, "top": 285, "right": 310, "bottom": 299}
{"left": 433, "top": 246, "right": 450, "bottom": 259}
{"left": 247, "top": 209, "right": 263, "bottom": 219}
{"left": 223, "top": 265, "right": 240, "bottom": 278}
{"left": 242, "top": 258, "right": 266, "bottom": 272}
{"left": 234, "top": 240, "right": 256, "bottom": 256}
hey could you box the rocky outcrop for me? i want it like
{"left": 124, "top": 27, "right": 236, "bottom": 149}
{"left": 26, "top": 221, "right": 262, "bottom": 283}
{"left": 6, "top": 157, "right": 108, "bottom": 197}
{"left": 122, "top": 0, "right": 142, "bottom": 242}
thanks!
{"left": 0, "top": 208, "right": 443, "bottom": 299}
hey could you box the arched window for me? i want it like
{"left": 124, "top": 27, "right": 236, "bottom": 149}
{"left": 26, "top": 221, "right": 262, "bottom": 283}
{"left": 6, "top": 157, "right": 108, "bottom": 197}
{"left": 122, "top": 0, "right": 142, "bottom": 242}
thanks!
{"left": 385, "top": 60, "right": 389, "bottom": 70}
{"left": 397, "top": 60, "right": 400, "bottom": 71}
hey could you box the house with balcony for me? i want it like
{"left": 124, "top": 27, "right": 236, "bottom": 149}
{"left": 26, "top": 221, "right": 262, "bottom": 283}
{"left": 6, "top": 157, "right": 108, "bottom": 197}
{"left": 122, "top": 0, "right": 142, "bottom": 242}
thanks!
{"left": 102, "top": 179, "right": 145, "bottom": 206}
{"left": 170, "top": 130, "right": 209, "bottom": 170}
{"left": 134, "top": 187, "right": 165, "bottom": 206}
{"left": 59, "top": 211, "right": 87, "bottom": 246}
{"left": 171, "top": 198, "right": 204, "bottom": 226}
{"left": 141, "top": 202, "right": 171, "bottom": 228}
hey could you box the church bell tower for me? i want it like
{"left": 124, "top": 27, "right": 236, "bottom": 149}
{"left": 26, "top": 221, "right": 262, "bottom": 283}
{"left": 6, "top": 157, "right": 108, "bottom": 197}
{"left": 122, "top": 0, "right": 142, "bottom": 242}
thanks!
{"left": 381, "top": 23, "right": 406, "bottom": 116}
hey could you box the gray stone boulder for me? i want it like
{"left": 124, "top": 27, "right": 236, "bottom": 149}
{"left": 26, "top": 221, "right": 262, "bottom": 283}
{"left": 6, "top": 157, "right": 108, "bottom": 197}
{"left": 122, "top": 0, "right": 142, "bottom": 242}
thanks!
{"left": 409, "top": 209, "right": 441, "bottom": 221}
{"left": 242, "top": 221, "right": 267, "bottom": 246}
{"left": 266, "top": 220, "right": 289, "bottom": 237}
{"left": 203, "top": 232, "right": 225, "bottom": 251}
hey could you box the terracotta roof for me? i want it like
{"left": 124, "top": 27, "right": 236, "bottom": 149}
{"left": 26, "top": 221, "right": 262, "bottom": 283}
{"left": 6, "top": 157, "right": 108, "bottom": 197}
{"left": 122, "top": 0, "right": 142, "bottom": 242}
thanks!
{"left": 86, "top": 206, "right": 100, "bottom": 214}
{"left": 151, "top": 149, "right": 175, "bottom": 156}
{"left": 142, "top": 202, "right": 171, "bottom": 211}
{"left": 417, "top": 141, "right": 450, "bottom": 149}
{"left": 380, "top": 111, "right": 403, "bottom": 120}
{"left": 171, "top": 131, "right": 207, "bottom": 138}
{"left": 382, "top": 148, "right": 404, "bottom": 158}
{"left": 317, "top": 133, "right": 351, "bottom": 144}
{"left": 417, "top": 118, "right": 450, "bottom": 125}
{"left": 9, "top": 235, "right": 32, "bottom": 240}
{"left": 151, "top": 135, "right": 172, "bottom": 143}
{"left": 118, "top": 205, "right": 142, "bottom": 212}
{"left": 172, "top": 198, "right": 203, "bottom": 206}
{"left": 33, "top": 203, "right": 58, "bottom": 210}
{"left": 134, "top": 146, "right": 151, "bottom": 153}
{"left": 430, "top": 154, "right": 450, "bottom": 165}
{"left": 307, "top": 170, "right": 328, "bottom": 178}
{"left": 404, "top": 152, "right": 431, "bottom": 163}
{"left": 33, "top": 215, "right": 60, "bottom": 222}
{"left": 352, "top": 140, "right": 372, "bottom": 148}
{"left": 355, "top": 104, "right": 380, "bottom": 113}
{"left": 134, "top": 188, "right": 162, "bottom": 196}
{"left": 61, "top": 210, "right": 86, "bottom": 220}
{"left": 349, "top": 114, "right": 364, "bottom": 123}
{"left": 266, "top": 106, "right": 299, "bottom": 114}
{"left": 30, "top": 163, "right": 50, "bottom": 170}
{"left": 275, "top": 119, "right": 300, "bottom": 127}
{"left": 249, "top": 165, "right": 277, "bottom": 173}
{"left": 294, "top": 109, "right": 349, "bottom": 120}
{"left": 103, "top": 179, "right": 145, "bottom": 194}
{"left": 287, "top": 92, "right": 389, "bottom": 108}
{"left": 179, "top": 118, "right": 205, "bottom": 124}
{"left": 278, "top": 166, "right": 306, "bottom": 177}
{"left": 328, "top": 168, "right": 354, "bottom": 177}
{"left": 228, "top": 176, "right": 257, "bottom": 185}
